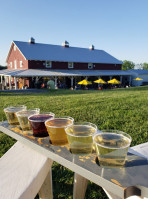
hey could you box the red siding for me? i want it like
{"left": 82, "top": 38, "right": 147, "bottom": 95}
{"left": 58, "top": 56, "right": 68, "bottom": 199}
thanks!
{"left": 7, "top": 43, "right": 28, "bottom": 69}
{"left": 28, "top": 60, "right": 46, "bottom": 69}
{"left": 94, "top": 63, "right": 121, "bottom": 70}
{"left": 52, "top": 61, "right": 68, "bottom": 69}
{"left": 28, "top": 61, "right": 121, "bottom": 70}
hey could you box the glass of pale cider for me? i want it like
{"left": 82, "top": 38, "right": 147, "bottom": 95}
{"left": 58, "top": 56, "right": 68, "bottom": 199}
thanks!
{"left": 65, "top": 122, "right": 97, "bottom": 155}
{"left": 4, "top": 105, "right": 27, "bottom": 126}
{"left": 45, "top": 117, "right": 74, "bottom": 145}
{"left": 93, "top": 130, "right": 132, "bottom": 167}
{"left": 16, "top": 108, "right": 40, "bottom": 131}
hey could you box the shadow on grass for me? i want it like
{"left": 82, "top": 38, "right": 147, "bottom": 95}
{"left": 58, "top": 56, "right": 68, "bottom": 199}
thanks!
{"left": 52, "top": 162, "right": 108, "bottom": 199}
{"left": 1, "top": 86, "right": 148, "bottom": 97}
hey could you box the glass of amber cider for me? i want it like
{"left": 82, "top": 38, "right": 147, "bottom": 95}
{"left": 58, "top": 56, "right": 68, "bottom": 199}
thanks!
{"left": 45, "top": 117, "right": 74, "bottom": 145}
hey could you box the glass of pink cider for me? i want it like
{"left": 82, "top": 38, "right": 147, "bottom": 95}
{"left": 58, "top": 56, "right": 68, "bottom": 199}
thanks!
{"left": 28, "top": 113, "right": 55, "bottom": 137}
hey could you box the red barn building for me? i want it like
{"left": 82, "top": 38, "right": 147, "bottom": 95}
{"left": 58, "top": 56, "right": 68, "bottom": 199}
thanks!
{"left": 0, "top": 38, "right": 131, "bottom": 89}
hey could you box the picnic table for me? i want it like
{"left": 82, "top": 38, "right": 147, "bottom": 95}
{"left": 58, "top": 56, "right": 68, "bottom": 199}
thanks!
{"left": 0, "top": 121, "right": 148, "bottom": 199}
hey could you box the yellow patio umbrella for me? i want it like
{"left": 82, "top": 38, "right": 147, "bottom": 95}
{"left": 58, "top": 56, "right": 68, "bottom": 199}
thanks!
{"left": 108, "top": 78, "right": 121, "bottom": 84}
{"left": 94, "top": 78, "right": 107, "bottom": 84}
{"left": 133, "top": 77, "right": 143, "bottom": 81}
{"left": 78, "top": 79, "right": 92, "bottom": 85}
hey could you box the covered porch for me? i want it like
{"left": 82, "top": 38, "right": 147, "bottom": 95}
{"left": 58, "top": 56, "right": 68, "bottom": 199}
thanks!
{"left": 0, "top": 69, "right": 132, "bottom": 90}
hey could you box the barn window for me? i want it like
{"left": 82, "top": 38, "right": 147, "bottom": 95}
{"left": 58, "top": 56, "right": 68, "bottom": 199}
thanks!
{"left": 88, "top": 63, "right": 93, "bottom": 69}
{"left": 10, "top": 62, "right": 12, "bottom": 68}
{"left": 20, "top": 61, "right": 23, "bottom": 68}
{"left": 14, "top": 60, "right": 17, "bottom": 69}
{"left": 46, "top": 61, "right": 52, "bottom": 68}
{"left": 68, "top": 62, "right": 74, "bottom": 68}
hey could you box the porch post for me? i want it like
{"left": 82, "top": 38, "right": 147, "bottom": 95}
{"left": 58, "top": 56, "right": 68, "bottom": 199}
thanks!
{"left": 4, "top": 76, "right": 7, "bottom": 87}
{"left": 14, "top": 77, "right": 17, "bottom": 90}
{"left": 85, "top": 77, "right": 88, "bottom": 80}
{"left": 9, "top": 76, "right": 12, "bottom": 90}
{"left": 129, "top": 76, "right": 132, "bottom": 86}
{"left": 98, "top": 76, "right": 101, "bottom": 88}
{"left": 120, "top": 76, "right": 122, "bottom": 83}
{"left": 36, "top": 77, "right": 39, "bottom": 83}
{"left": 109, "top": 76, "right": 112, "bottom": 80}
{"left": 71, "top": 77, "right": 74, "bottom": 88}
{"left": 23, "top": 79, "right": 25, "bottom": 89}
{"left": 0, "top": 75, "right": 2, "bottom": 83}
{"left": 55, "top": 77, "right": 57, "bottom": 89}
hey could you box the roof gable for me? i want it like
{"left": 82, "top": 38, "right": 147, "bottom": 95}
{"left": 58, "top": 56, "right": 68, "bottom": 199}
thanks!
{"left": 6, "top": 41, "right": 26, "bottom": 62}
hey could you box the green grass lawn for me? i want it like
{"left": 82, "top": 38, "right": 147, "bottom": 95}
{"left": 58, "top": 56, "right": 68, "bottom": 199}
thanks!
{"left": 0, "top": 86, "right": 148, "bottom": 198}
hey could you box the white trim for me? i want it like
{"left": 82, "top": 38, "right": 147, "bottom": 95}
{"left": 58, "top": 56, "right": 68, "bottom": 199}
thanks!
{"left": 68, "top": 62, "right": 74, "bottom": 69}
{"left": 88, "top": 63, "right": 93, "bottom": 69}
{"left": 45, "top": 61, "right": 52, "bottom": 68}
{"left": 14, "top": 45, "right": 16, "bottom": 51}
{"left": 6, "top": 41, "right": 27, "bottom": 63}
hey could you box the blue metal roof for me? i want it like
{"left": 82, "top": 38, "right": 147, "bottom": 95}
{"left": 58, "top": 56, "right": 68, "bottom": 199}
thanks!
{"left": 128, "top": 69, "right": 148, "bottom": 75}
{"left": 0, "top": 69, "right": 130, "bottom": 77}
{"left": 13, "top": 41, "right": 122, "bottom": 65}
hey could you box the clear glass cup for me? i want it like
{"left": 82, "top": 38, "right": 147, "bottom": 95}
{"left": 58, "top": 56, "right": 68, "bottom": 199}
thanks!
{"left": 4, "top": 105, "right": 27, "bottom": 126}
{"left": 45, "top": 117, "right": 74, "bottom": 145}
{"left": 65, "top": 122, "right": 97, "bottom": 154}
{"left": 28, "top": 112, "right": 55, "bottom": 137}
{"left": 16, "top": 108, "right": 40, "bottom": 131}
{"left": 93, "top": 130, "right": 132, "bottom": 167}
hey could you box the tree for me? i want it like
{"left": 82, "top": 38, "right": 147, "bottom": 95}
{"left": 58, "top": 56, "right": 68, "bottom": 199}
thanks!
{"left": 0, "top": 65, "right": 7, "bottom": 70}
{"left": 121, "top": 60, "right": 135, "bottom": 70}
{"left": 141, "top": 62, "right": 148, "bottom": 70}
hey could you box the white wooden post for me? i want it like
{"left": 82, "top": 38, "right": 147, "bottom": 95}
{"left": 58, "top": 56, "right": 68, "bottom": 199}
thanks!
{"left": 0, "top": 75, "right": 2, "bottom": 83}
{"left": 71, "top": 77, "right": 74, "bottom": 88}
{"left": 85, "top": 77, "right": 88, "bottom": 80}
{"left": 55, "top": 77, "right": 57, "bottom": 89}
{"left": 4, "top": 76, "right": 7, "bottom": 87}
{"left": 14, "top": 77, "right": 17, "bottom": 90}
{"left": 109, "top": 76, "right": 112, "bottom": 80}
{"left": 73, "top": 173, "right": 88, "bottom": 199}
{"left": 9, "top": 76, "right": 12, "bottom": 90}
{"left": 23, "top": 79, "right": 25, "bottom": 89}
{"left": 38, "top": 161, "right": 53, "bottom": 199}
{"left": 36, "top": 77, "right": 39, "bottom": 83}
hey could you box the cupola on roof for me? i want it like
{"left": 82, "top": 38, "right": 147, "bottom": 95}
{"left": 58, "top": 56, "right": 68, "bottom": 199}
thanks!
{"left": 29, "top": 37, "right": 35, "bottom": 44}
{"left": 62, "top": 40, "right": 69, "bottom": 47}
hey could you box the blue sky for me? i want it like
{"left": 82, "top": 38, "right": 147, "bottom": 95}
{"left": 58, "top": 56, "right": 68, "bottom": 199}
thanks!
{"left": 0, "top": 0, "right": 148, "bottom": 66}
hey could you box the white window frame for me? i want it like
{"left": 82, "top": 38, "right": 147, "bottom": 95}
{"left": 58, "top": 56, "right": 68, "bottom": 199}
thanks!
{"left": 10, "top": 62, "right": 12, "bottom": 68}
{"left": 45, "top": 61, "right": 52, "bottom": 68}
{"left": 68, "top": 62, "right": 74, "bottom": 69}
{"left": 14, "top": 45, "right": 16, "bottom": 51}
{"left": 14, "top": 60, "right": 17, "bottom": 69}
{"left": 20, "top": 61, "right": 23, "bottom": 68}
{"left": 88, "top": 63, "right": 93, "bottom": 69}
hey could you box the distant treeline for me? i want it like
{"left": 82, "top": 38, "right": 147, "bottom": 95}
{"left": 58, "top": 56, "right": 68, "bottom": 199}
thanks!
{"left": 122, "top": 60, "right": 148, "bottom": 70}
{"left": 0, "top": 65, "right": 7, "bottom": 70}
